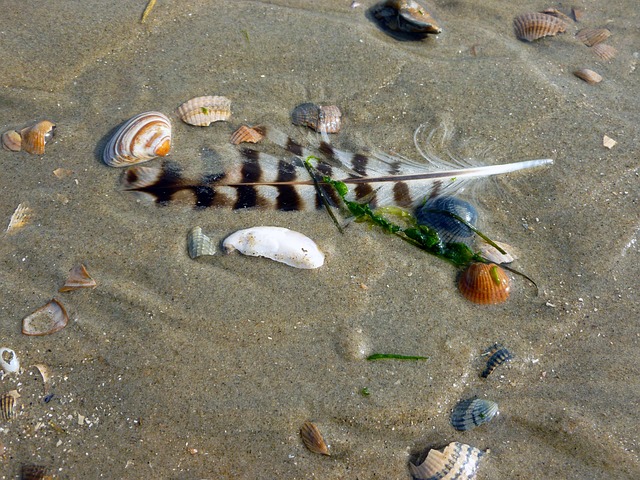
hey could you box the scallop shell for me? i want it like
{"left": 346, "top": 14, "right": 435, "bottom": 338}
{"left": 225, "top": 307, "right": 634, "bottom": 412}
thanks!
{"left": 2, "top": 129, "right": 22, "bottom": 151}
{"left": 20, "top": 120, "right": 56, "bottom": 155}
{"left": 177, "top": 96, "right": 231, "bottom": 126}
{"left": 410, "top": 442, "right": 485, "bottom": 480}
{"left": 576, "top": 28, "right": 611, "bottom": 47}
{"left": 6, "top": 203, "right": 32, "bottom": 234}
{"left": 513, "top": 12, "right": 567, "bottom": 42}
{"left": 481, "top": 343, "right": 513, "bottom": 378}
{"left": 574, "top": 68, "right": 602, "bottom": 85}
{"left": 592, "top": 44, "right": 617, "bottom": 61}
{"left": 230, "top": 125, "right": 266, "bottom": 145}
{"left": 451, "top": 398, "right": 499, "bottom": 431}
{"left": 0, "top": 348, "right": 20, "bottom": 373}
{"left": 1, "top": 391, "right": 18, "bottom": 421}
{"left": 103, "top": 112, "right": 172, "bottom": 167}
{"left": 458, "top": 262, "right": 510, "bottom": 304}
{"left": 223, "top": 226, "right": 325, "bottom": 269}
{"left": 187, "top": 226, "right": 216, "bottom": 259}
{"left": 300, "top": 421, "right": 330, "bottom": 456}
{"left": 59, "top": 264, "right": 97, "bottom": 292}
{"left": 372, "top": 0, "right": 442, "bottom": 36}
{"left": 22, "top": 299, "right": 69, "bottom": 336}
{"left": 415, "top": 196, "right": 478, "bottom": 246}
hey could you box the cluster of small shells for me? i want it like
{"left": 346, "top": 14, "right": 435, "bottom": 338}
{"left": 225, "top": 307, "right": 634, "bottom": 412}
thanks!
{"left": 1, "top": 120, "right": 56, "bottom": 154}
{"left": 291, "top": 103, "right": 342, "bottom": 133}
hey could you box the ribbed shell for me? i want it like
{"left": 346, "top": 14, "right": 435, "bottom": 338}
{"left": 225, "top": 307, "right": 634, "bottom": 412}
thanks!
{"left": 22, "top": 298, "right": 69, "bottom": 336}
{"left": 2, "top": 130, "right": 22, "bottom": 151}
{"left": 458, "top": 263, "right": 510, "bottom": 304}
{"left": 103, "top": 112, "right": 171, "bottom": 167}
{"left": 513, "top": 12, "right": 567, "bottom": 42}
{"left": 451, "top": 398, "right": 499, "bottom": 431}
{"left": 576, "top": 27, "right": 611, "bottom": 47}
{"left": 291, "top": 103, "right": 320, "bottom": 129}
{"left": 187, "top": 226, "right": 216, "bottom": 259}
{"left": 481, "top": 343, "right": 513, "bottom": 378}
{"left": 20, "top": 120, "right": 56, "bottom": 155}
{"left": 300, "top": 421, "right": 330, "bottom": 455}
{"left": 1, "top": 392, "right": 17, "bottom": 420}
{"left": 177, "top": 96, "right": 231, "bottom": 126}
{"left": 230, "top": 125, "right": 266, "bottom": 145}
{"left": 372, "top": 0, "right": 442, "bottom": 35}
{"left": 592, "top": 44, "right": 617, "bottom": 61}
{"left": 574, "top": 68, "right": 602, "bottom": 85}
{"left": 410, "top": 442, "right": 485, "bottom": 480}
{"left": 415, "top": 196, "right": 478, "bottom": 246}
{"left": 6, "top": 203, "right": 32, "bottom": 234}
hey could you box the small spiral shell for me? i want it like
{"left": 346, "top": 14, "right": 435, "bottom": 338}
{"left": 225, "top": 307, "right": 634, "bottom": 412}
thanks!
{"left": 103, "top": 112, "right": 172, "bottom": 167}
{"left": 458, "top": 262, "right": 510, "bottom": 304}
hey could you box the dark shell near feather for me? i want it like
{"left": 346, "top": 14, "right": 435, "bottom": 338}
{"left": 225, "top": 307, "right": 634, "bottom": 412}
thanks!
{"left": 415, "top": 196, "right": 478, "bottom": 246}
{"left": 371, "top": 0, "right": 442, "bottom": 37}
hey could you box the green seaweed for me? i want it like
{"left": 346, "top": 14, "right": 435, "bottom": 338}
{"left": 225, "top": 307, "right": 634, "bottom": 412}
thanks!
{"left": 360, "top": 387, "right": 371, "bottom": 396}
{"left": 367, "top": 353, "right": 429, "bottom": 361}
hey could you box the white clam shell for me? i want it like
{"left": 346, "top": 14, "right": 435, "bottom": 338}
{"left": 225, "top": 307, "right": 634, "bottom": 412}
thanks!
{"left": 223, "top": 226, "right": 325, "bottom": 269}
{"left": 0, "top": 347, "right": 20, "bottom": 373}
{"left": 103, "top": 111, "right": 172, "bottom": 167}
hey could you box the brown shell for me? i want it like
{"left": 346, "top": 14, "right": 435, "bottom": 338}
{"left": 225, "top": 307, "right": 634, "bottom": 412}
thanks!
{"left": 513, "top": 12, "right": 567, "bottom": 42}
{"left": 300, "top": 421, "right": 330, "bottom": 455}
{"left": 318, "top": 106, "right": 342, "bottom": 133}
{"left": 574, "top": 68, "right": 602, "bottom": 85}
{"left": 2, "top": 130, "right": 22, "bottom": 151}
{"left": 576, "top": 28, "right": 611, "bottom": 47}
{"left": 410, "top": 442, "right": 485, "bottom": 480}
{"left": 592, "top": 44, "right": 617, "bottom": 61}
{"left": 1, "top": 392, "right": 17, "bottom": 420}
{"left": 291, "top": 103, "right": 342, "bottom": 133}
{"left": 539, "top": 8, "right": 573, "bottom": 24}
{"left": 230, "top": 125, "right": 266, "bottom": 145}
{"left": 22, "top": 299, "right": 69, "bottom": 336}
{"left": 177, "top": 96, "right": 231, "bottom": 126}
{"left": 20, "top": 464, "right": 54, "bottom": 480}
{"left": 458, "top": 263, "right": 510, "bottom": 305}
{"left": 59, "top": 264, "right": 97, "bottom": 292}
{"left": 20, "top": 121, "right": 56, "bottom": 155}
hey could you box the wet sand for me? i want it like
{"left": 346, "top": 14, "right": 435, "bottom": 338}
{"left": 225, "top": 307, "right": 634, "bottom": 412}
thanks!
{"left": 0, "top": 1, "right": 638, "bottom": 478}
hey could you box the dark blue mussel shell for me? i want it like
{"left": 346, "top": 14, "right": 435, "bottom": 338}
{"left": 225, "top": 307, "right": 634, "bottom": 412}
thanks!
{"left": 415, "top": 197, "right": 478, "bottom": 246}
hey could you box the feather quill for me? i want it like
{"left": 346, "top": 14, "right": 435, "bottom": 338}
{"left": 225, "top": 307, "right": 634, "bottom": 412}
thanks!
{"left": 122, "top": 124, "right": 553, "bottom": 211}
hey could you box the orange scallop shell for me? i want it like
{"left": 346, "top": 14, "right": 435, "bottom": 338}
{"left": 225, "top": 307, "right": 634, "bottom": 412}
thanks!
{"left": 20, "top": 120, "right": 56, "bottom": 155}
{"left": 458, "top": 263, "right": 510, "bottom": 305}
{"left": 230, "top": 125, "right": 266, "bottom": 145}
{"left": 513, "top": 12, "right": 567, "bottom": 42}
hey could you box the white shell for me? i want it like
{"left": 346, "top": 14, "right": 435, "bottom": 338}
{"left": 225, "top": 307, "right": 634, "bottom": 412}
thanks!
{"left": 222, "top": 226, "right": 324, "bottom": 269}
{"left": 0, "top": 347, "right": 20, "bottom": 373}
{"left": 103, "top": 111, "right": 172, "bottom": 167}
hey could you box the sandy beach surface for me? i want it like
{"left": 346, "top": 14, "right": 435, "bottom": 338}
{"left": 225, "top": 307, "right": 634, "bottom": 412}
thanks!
{"left": 0, "top": 1, "right": 638, "bottom": 478}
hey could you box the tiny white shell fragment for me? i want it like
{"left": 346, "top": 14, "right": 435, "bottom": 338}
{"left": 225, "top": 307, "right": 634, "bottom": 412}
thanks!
{"left": 0, "top": 348, "right": 20, "bottom": 373}
{"left": 223, "top": 226, "right": 324, "bottom": 269}
{"left": 603, "top": 135, "right": 617, "bottom": 149}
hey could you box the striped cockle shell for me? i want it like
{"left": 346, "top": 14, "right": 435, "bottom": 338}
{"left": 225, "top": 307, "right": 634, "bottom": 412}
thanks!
{"left": 513, "top": 12, "right": 567, "bottom": 42}
{"left": 103, "top": 112, "right": 172, "bottom": 167}
{"left": 592, "top": 44, "right": 617, "bottom": 61}
{"left": 576, "top": 28, "right": 611, "bottom": 47}
{"left": 230, "top": 125, "right": 266, "bottom": 145}
{"left": 458, "top": 262, "right": 510, "bottom": 304}
{"left": 187, "top": 226, "right": 216, "bottom": 259}
{"left": 1, "top": 391, "right": 18, "bottom": 421}
{"left": 410, "top": 442, "right": 485, "bottom": 480}
{"left": 451, "top": 398, "right": 499, "bottom": 431}
{"left": 20, "top": 120, "right": 56, "bottom": 155}
{"left": 177, "top": 96, "right": 231, "bottom": 126}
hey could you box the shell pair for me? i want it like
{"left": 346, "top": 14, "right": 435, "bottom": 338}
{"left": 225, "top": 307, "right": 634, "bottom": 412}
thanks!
{"left": 2, "top": 120, "right": 56, "bottom": 155}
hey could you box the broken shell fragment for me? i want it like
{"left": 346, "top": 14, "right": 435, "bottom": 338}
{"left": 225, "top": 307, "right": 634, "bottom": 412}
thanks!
{"left": 20, "top": 120, "right": 56, "bottom": 155}
{"left": 451, "top": 398, "right": 499, "bottom": 431}
{"left": 230, "top": 125, "right": 266, "bottom": 145}
{"left": 103, "top": 111, "right": 172, "bottom": 167}
{"left": 223, "top": 226, "right": 325, "bottom": 269}
{"left": 1, "top": 391, "right": 18, "bottom": 421}
{"left": 32, "top": 364, "right": 52, "bottom": 395}
{"left": 573, "top": 68, "right": 602, "bottom": 84}
{"left": 6, "top": 203, "right": 32, "bottom": 234}
{"left": 478, "top": 240, "right": 516, "bottom": 264}
{"left": 300, "top": 421, "right": 330, "bottom": 456}
{"left": 603, "top": 135, "right": 617, "bottom": 149}
{"left": 22, "top": 299, "right": 69, "bottom": 336}
{"left": 371, "top": 0, "right": 442, "bottom": 36}
{"left": 576, "top": 27, "right": 611, "bottom": 47}
{"left": 481, "top": 343, "right": 513, "bottom": 378}
{"left": 59, "top": 264, "right": 97, "bottom": 292}
{"left": 0, "top": 348, "right": 20, "bottom": 374}
{"left": 2, "top": 130, "right": 22, "bottom": 151}
{"left": 592, "top": 43, "right": 617, "bottom": 61}
{"left": 177, "top": 96, "right": 231, "bottom": 126}
{"left": 187, "top": 226, "right": 216, "bottom": 258}
{"left": 410, "top": 442, "right": 485, "bottom": 480}
{"left": 513, "top": 12, "right": 567, "bottom": 42}
{"left": 458, "top": 263, "right": 510, "bottom": 304}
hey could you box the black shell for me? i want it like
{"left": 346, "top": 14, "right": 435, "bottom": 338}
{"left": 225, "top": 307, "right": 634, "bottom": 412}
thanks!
{"left": 481, "top": 343, "right": 513, "bottom": 378}
{"left": 451, "top": 398, "right": 499, "bottom": 431}
{"left": 415, "top": 196, "right": 478, "bottom": 246}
